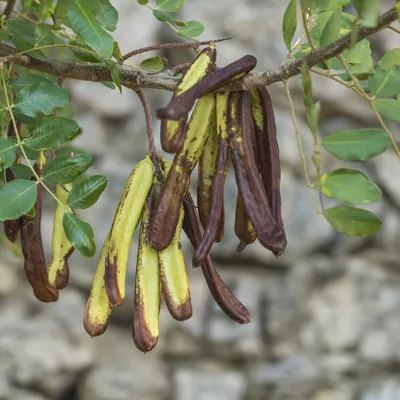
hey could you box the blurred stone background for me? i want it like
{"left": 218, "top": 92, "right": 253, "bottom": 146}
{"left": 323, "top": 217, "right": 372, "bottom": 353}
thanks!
{"left": 1, "top": 1, "right": 400, "bottom": 399}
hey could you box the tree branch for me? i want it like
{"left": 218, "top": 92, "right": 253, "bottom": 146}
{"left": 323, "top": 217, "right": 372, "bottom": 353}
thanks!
{"left": 0, "top": 6, "right": 397, "bottom": 91}
{"left": 2, "top": 0, "right": 17, "bottom": 19}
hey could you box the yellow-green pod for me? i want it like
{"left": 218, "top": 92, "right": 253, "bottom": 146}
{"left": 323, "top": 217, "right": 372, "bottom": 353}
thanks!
{"left": 83, "top": 235, "right": 111, "bottom": 337}
{"left": 48, "top": 184, "right": 74, "bottom": 289}
{"left": 105, "top": 155, "right": 154, "bottom": 307}
{"left": 133, "top": 199, "right": 161, "bottom": 352}
{"left": 158, "top": 205, "right": 192, "bottom": 321}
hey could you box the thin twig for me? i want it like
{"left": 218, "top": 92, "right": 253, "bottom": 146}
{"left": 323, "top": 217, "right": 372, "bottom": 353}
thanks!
{"left": 2, "top": 0, "right": 17, "bottom": 19}
{"left": 283, "top": 80, "right": 320, "bottom": 214}
{"left": 122, "top": 37, "right": 233, "bottom": 61}
{"left": 134, "top": 88, "right": 160, "bottom": 174}
{"left": 301, "top": 9, "right": 316, "bottom": 51}
{"left": 166, "top": 63, "right": 191, "bottom": 76}
{"left": 388, "top": 25, "right": 400, "bottom": 34}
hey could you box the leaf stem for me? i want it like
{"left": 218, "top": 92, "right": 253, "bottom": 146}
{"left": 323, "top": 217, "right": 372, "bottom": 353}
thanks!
{"left": 134, "top": 88, "right": 161, "bottom": 174}
{"left": 301, "top": 9, "right": 316, "bottom": 51}
{"left": 283, "top": 80, "right": 320, "bottom": 214}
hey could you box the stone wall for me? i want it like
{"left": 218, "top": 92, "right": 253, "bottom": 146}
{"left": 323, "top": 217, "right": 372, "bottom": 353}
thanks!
{"left": 1, "top": 1, "right": 400, "bottom": 399}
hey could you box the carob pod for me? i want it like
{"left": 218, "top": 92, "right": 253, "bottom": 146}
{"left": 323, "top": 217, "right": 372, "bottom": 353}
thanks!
{"left": 193, "top": 92, "right": 229, "bottom": 267}
{"left": 234, "top": 192, "right": 256, "bottom": 252}
{"left": 133, "top": 189, "right": 161, "bottom": 352}
{"left": 228, "top": 91, "right": 286, "bottom": 256}
{"left": 183, "top": 192, "right": 250, "bottom": 324}
{"left": 250, "top": 86, "right": 286, "bottom": 234}
{"left": 84, "top": 234, "right": 112, "bottom": 337}
{"left": 161, "top": 45, "right": 216, "bottom": 154}
{"left": 48, "top": 184, "right": 75, "bottom": 289}
{"left": 157, "top": 54, "right": 257, "bottom": 121}
{"left": 3, "top": 120, "right": 21, "bottom": 243}
{"left": 149, "top": 94, "right": 215, "bottom": 252}
{"left": 20, "top": 153, "right": 59, "bottom": 302}
{"left": 104, "top": 155, "right": 154, "bottom": 307}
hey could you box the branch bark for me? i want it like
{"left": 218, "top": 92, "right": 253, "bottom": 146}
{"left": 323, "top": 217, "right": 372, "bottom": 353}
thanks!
{"left": 0, "top": 6, "right": 397, "bottom": 91}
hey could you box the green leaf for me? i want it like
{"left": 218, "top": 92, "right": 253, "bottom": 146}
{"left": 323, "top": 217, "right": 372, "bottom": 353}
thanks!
{"left": 10, "top": 164, "right": 33, "bottom": 180}
{"left": 63, "top": 213, "right": 96, "bottom": 257}
{"left": 11, "top": 73, "right": 55, "bottom": 90}
{"left": 0, "top": 139, "right": 17, "bottom": 171}
{"left": 68, "top": 0, "right": 114, "bottom": 58}
{"left": 137, "top": 0, "right": 149, "bottom": 4}
{"left": 24, "top": 117, "right": 80, "bottom": 151}
{"left": 320, "top": 169, "right": 381, "bottom": 205}
{"left": 361, "top": 0, "right": 379, "bottom": 27}
{"left": 8, "top": 20, "right": 45, "bottom": 58}
{"left": 282, "top": 0, "right": 298, "bottom": 51}
{"left": 69, "top": 40, "right": 103, "bottom": 63}
{"left": 0, "top": 180, "right": 37, "bottom": 221}
{"left": 324, "top": 206, "right": 382, "bottom": 236}
{"left": 321, "top": 129, "right": 390, "bottom": 161}
{"left": 376, "top": 49, "right": 400, "bottom": 71}
{"left": 34, "top": 24, "right": 56, "bottom": 47}
{"left": 43, "top": 154, "right": 93, "bottom": 184}
{"left": 368, "top": 67, "right": 400, "bottom": 97}
{"left": 67, "top": 175, "right": 108, "bottom": 209}
{"left": 89, "top": 0, "right": 119, "bottom": 31}
{"left": 152, "top": 9, "right": 179, "bottom": 23}
{"left": 320, "top": 8, "right": 342, "bottom": 47}
{"left": 112, "top": 41, "right": 123, "bottom": 65}
{"left": 178, "top": 21, "right": 204, "bottom": 38}
{"left": 139, "top": 56, "right": 165, "bottom": 73}
{"left": 110, "top": 64, "right": 122, "bottom": 93}
{"left": 55, "top": 0, "right": 70, "bottom": 26}
{"left": 13, "top": 83, "right": 70, "bottom": 118}
{"left": 374, "top": 99, "right": 400, "bottom": 123}
{"left": 156, "top": 0, "right": 185, "bottom": 12}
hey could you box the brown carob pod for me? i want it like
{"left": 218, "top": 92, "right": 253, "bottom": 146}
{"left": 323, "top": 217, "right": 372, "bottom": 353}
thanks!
{"left": 3, "top": 120, "right": 22, "bottom": 243}
{"left": 193, "top": 92, "right": 229, "bottom": 266}
{"left": 234, "top": 193, "right": 256, "bottom": 252}
{"left": 160, "top": 45, "right": 216, "bottom": 153}
{"left": 250, "top": 86, "right": 285, "bottom": 231}
{"left": 157, "top": 55, "right": 257, "bottom": 121}
{"left": 20, "top": 154, "right": 59, "bottom": 302}
{"left": 228, "top": 91, "right": 286, "bottom": 256}
{"left": 183, "top": 192, "right": 250, "bottom": 324}
{"left": 149, "top": 94, "right": 215, "bottom": 251}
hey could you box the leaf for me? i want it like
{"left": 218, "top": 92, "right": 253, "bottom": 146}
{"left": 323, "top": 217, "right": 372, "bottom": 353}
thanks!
{"left": 361, "top": 0, "right": 379, "bottom": 27}
{"left": 68, "top": 0, "right": 114, "bottom": 58}
{"left": 374, "top": 99, "right": 400, "bottom": 123}
{"left": 24, "top": 117, "right": 80, "bottom": 151}
{"left": 282, "top": 0, "right": 298, "bottom": 51}
{"left": 43, "top": 154, "right": 93, "bottom": 184}
{"left": 376, "top": 49, "right": 400, "bottom": 71}
{"left": 320, "top": 8, "right": 342, "bottom": 47}
{"left": 89, "top": 0, "right": 119, "bottom": 32}
{"left": 63, "top": 213, "right": 96, "bottom": 257}
{"left": 156, "top": 0, "right": 186, "bottom": 12}
{"left": 321, "top": 129, "right": 390, "bottom": 161}
{"left": 67, "top": 175, "right": 108, "bottom": 209}
{"left": 320, "top": 169, "right": 381, "bottom": 205}
{"left": 8, "top": 20, "right": 45, "bottom": 58}
{"left": 324, "top": 206, "right": 382, "bottom": 236}
{"left": 0, "top": 180, "right": 37, "bottom": 221}
{"left": 69, "top": 40, "right": 103, "bottom": 63}
{"left": 368, "top": 67, "right": 400, "bottom": 97}
{"left": 139, "top": 56, "right": 165, "bottom": 73}
{"left": 10, "top": 164, "right": 34, "bottom": 180}
{"left": 112, "top": 41, "right": 123, "bottom": 65}
{"left": 13, "top": 83, "right": 70, "bottom": 118}
{"left": 11, "top": 73, "right": 55, "bottom": 90}
{"left": 55, "top": 0, "right": 70, "bottom": 26}
{"left": 111, "top": 64, "right": 122, "bottom": 93}
{"left": 0, "top": 139, "right": 17, "bottom": 170}
{"left": 178, "top": 21, "right": 204, "bottom": 38}
{"left": 34, "top": 24, "right": 56, "bottom": 47}
{"left": 152, "top": 9, "right": 180, "bottom": 23}
{"left": 137, "top": 0, "right": 149, "bottom": 4}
